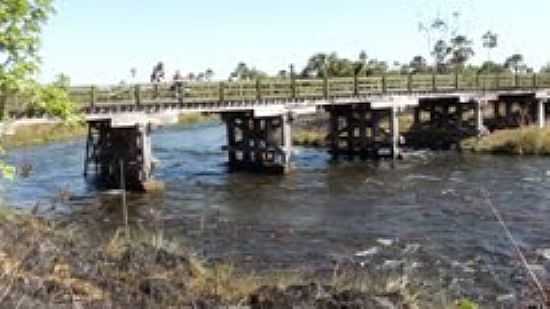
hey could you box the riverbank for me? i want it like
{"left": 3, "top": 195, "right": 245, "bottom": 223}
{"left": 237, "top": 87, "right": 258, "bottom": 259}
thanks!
{"left": 462, "top": 127, "right": 550, "bottom": 155}
{"left": 0, "top": 113, "right": 216, "bottom": 149}
{"left": 0, "top": 208, "right": 441, "bottom": 308}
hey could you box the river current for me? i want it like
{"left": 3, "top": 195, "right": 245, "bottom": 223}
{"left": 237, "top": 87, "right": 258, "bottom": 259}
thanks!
{"left": 3, "top": 121, "right": 550, "bottom": 305}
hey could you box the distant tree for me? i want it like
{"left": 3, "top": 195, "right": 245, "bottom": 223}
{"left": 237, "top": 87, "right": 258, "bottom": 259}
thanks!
{"left": 357, "top": 50, "right": 368, "bottom": 76}
{"left": 504, "top": 54, "right": 526, "bottom": 74}
{"left": 480, "top": 61, "right": 505, "bottom": 74}
{"left": 366, "top": 59, "right": 388, "bottom": 75}
{"left": 540, "top": 63, "right": 550, "bottom": 74}
{"left": 196, "top": 72, "right": 205, "bottom": 81}
{"left": 204, "top": 68, "right": 214, "bottom": 81}
{"left": 482, "top": 31, "right": 498, "bottom": 62}
{"left": 432, "top": 40, "right": 451, "bottom": 73}
{"left": 277, "top": 70, "right": 289, "bottom": 79}
{"left": 230, "top": 62, "right": 266, "bottom": 80}
{"left": 53, "top": 73, "right": 71, "bottom": 89}
{"left": 130, "top": 67, "right": 137, "bottom": 80}
{"left": 409, "top": 55, "right": 429, "bottom": 74}
{"left": 448, "top": 35, "right": 475, "bottom": 70}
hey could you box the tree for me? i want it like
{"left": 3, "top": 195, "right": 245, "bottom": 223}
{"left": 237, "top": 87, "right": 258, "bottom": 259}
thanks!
{"left": 409, "top": 55, "right": 429, "bottom": 74}
{"left": 204, "top": 68, "right": 214, "bottom": 81}
{"left": 540, "top": 63, "right": 550, "bottom": 74}
{"left": 482, "top": 31, "right": 498, "bottom": 62}
{"left": 448, "top": 35, "right": 475, "bottom": 70}
{"left": 1, "top": 0, "right": 55, "bottom": 117}
{"left": 480, "top": 61, "right": 505, "bottom": 74}
{"left": 229, "top": 62, "right": 266, "bottom": 80}
{"left": 431, "top": 39, "right": 451, "bottom": 73}
{"left": 504, "top": 54, "right": 526, "bottom": 74}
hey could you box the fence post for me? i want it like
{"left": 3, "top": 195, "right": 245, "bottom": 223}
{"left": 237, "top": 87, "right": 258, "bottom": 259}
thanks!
{"left": 407, "top": 73, "right": 413, "bottom": 93}
{"left": 219, "top": 82, "right": 225, "bottom": 103}
{"left": 495, "top": 72, "right": 500, "bottom": 90}
{"left": 91, "top": 86, "right": 97, "bottom": 108}
{"left": 256, "top": 78, "right": 262, "bottom": 101}
{"left": 153, "top": 83, "right": 160, "bottom": 99}
{"left": 381, "top": 74, "right": 387, "bottom": 94}
{"left": 134, "top": 85, "right": 141, "bottom": 105}
{"left": 353, "top": 72, "right": 359, "bottom": 96}
{"left": 290, "top": 64, "right": 296, "bottom": 99}
{"left": 0, "top": 85, "right": 6, "bottom": 120}
{"left": 475, "top": 72, "right": 480, "bottom": 90}
{"left": 323, "top": 66, "right": 329, "bottom": 99}
{"left": 432, "top": 72, "right": 437, "bottom": 92}
{"left": 454, "top": 69, "right": 459, "bottom": 90}
{"left": 514, "top": 72, "right": 519, "bottom": 88}
{"left": 533, "top": 73, "right": 538, "bottom": 89}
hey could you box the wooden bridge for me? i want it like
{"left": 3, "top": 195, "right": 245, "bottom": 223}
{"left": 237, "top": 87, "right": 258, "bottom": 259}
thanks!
{"left": 10, "top": 73, "right": 548, "bottom": 190}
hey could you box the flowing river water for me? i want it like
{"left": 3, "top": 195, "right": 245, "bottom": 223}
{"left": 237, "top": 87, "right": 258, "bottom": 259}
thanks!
{"left": 3, "top": 121, "right": 550, "bottom": 305}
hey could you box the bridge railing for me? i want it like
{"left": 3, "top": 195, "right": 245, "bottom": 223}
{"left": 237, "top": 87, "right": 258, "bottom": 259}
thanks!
{"left": 4, "top": 73, "right": 550, "bottom": 117}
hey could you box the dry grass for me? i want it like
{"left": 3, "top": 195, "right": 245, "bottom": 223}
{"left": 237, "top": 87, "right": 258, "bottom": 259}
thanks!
{"left": 177, "top": 112, "right": 218, "bottom": 126}
{"left": 462, "top": 126, "right": 550, "bottom": 155}
{"left": 293, "top": 129, "right": 327, "bottom": 147}
{"left": 1, "top": 122, "right": 87, "bottom": 148}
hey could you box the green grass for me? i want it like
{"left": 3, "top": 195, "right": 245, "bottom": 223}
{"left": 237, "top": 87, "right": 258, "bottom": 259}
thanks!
{"left": 462, "top": 126, "right": 550, "bottom": 155}
{"left": 293, "top": 129, "right": 327, "bottom": 147}
{"left": 177, "top": 113, "right": 218, "bottom": 126}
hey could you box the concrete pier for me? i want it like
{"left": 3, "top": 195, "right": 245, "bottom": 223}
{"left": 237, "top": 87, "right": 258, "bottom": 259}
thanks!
{"left": 84, "top": 117, "right": 153, "bottom": 190}
{"left": 221, "top": 111, "right": 293, "bottom": 173}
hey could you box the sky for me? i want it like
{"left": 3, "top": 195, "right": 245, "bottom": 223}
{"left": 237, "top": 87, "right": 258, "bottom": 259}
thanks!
{"left": 38, "top": 0, "right": 550, "bottom": 85}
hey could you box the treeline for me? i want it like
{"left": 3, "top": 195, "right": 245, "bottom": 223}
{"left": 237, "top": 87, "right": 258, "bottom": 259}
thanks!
{"left": 228, "top": 15, "right": 550, "bottom": 81}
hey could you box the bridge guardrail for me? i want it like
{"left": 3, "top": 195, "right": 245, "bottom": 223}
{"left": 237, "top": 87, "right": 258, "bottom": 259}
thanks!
{"left": 4, "top": 73, "right": 550, "bottom": 117}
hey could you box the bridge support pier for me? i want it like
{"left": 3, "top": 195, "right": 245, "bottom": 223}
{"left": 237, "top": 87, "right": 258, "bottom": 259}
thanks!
{"left": 221, "top": 112, "right": 293, "bottom": 173}
{"left": 408, "top": 97, "right": 479, "bottom": 149}
{"left": 84, "top": 119, "right": 153, "bottom": 190}
{"left": 488, "top": 94, "right": 538, "bottom": 130}
{"left": 325, "top": 103, "right": 399, "bottom": 160}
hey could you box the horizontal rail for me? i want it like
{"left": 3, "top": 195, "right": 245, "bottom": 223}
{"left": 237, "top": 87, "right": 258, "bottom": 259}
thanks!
{"left": 4, "top": 73, "right": 550, "bottom": 117}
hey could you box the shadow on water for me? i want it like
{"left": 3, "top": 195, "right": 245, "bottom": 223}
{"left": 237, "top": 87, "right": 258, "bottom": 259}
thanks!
{"left": 3, "top": 122, "right": 550, "bottom": 303}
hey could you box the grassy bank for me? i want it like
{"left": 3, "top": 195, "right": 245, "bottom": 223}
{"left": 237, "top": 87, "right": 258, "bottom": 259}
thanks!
{"left": 0, "top": 206, "right": 466, "bottom": 308}
{"left": 462, "top": 127, "right": 550, "bottom": 155}
{"left": 177, "top": 113, "right": 218, "bottom": 126}
{"left": 0, "top": 113, "right": 215, "bottom": 149}
{"left": 1, "top": 122, "right": 88, "bottom": 148}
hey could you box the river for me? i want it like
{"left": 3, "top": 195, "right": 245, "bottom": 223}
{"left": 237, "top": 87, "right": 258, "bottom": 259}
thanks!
{"left": 3, "top": 121, "right": 550, "bottom": 305}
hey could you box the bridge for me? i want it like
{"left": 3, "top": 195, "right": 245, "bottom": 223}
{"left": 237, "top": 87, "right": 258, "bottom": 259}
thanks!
{"left": 7, "top": 73, "right": 550, "bottom": 190}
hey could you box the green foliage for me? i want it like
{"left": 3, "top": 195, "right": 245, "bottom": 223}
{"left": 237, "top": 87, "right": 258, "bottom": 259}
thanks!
{"left": 0, "top": 0, "right": 55, "bottom": 92}
{"left": 229, "top": 62, "right": 266, "bottom": 81}
{"left": 456, "top": 298, "right": 479, "bottom": 309}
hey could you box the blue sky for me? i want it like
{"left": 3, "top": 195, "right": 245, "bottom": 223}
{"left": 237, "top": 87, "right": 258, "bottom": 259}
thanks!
{"left": 39, "top": 0, "right": 550, "bottom": 85}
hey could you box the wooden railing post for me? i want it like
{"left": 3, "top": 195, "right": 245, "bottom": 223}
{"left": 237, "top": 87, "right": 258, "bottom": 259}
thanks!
{"left": 323, "top": 67, "right": 329, "bottom": 99}
{"left": 432, "top": 72, "right": 437, "bottom": 92}
{"left": 153, "top": 83, "right": 160, "bottom": 99}
{"left": 514, "top": 72, "right": 519, "bottom": 88}
{"left": 407, "top": 73, "right": 413, "bottom": 93}
{"left": 256, "top": 78, "right": 262, "bottom": 101}
{"left": 290, "top": 64, "right": 296, "bottom": 99}
{"left": 91, "top": 86, "right": 97, "bottom": 107}
{"left": 0, "top": 85, "right": 6, "bottom": 120}
{"left": 134, "top": 85, "right": 141, "bottom": 105}
{"left": 495, "top": 72, "right": 500, "bottom": 89}
{"left": 353, "top": 72, "right": 359, "bottom": 97}
{"left": 475, "top": 72, "right": 480, "bottom": 90}
{"left": 219, "top": 82, "right": 225, "bottom": 102}
{"left": 454, "top": 69, "right": 459, "bottom": 90}
{"left": 381, "top": 74, "right": 387, "bottom": 94}
{"left": 533, "top": 73, "right": 538, "bottom": 89}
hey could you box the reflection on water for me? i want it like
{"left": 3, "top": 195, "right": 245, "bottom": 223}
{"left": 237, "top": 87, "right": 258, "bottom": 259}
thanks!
{"left": 4, "top": 122, "right": 550, "bottom": 302}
